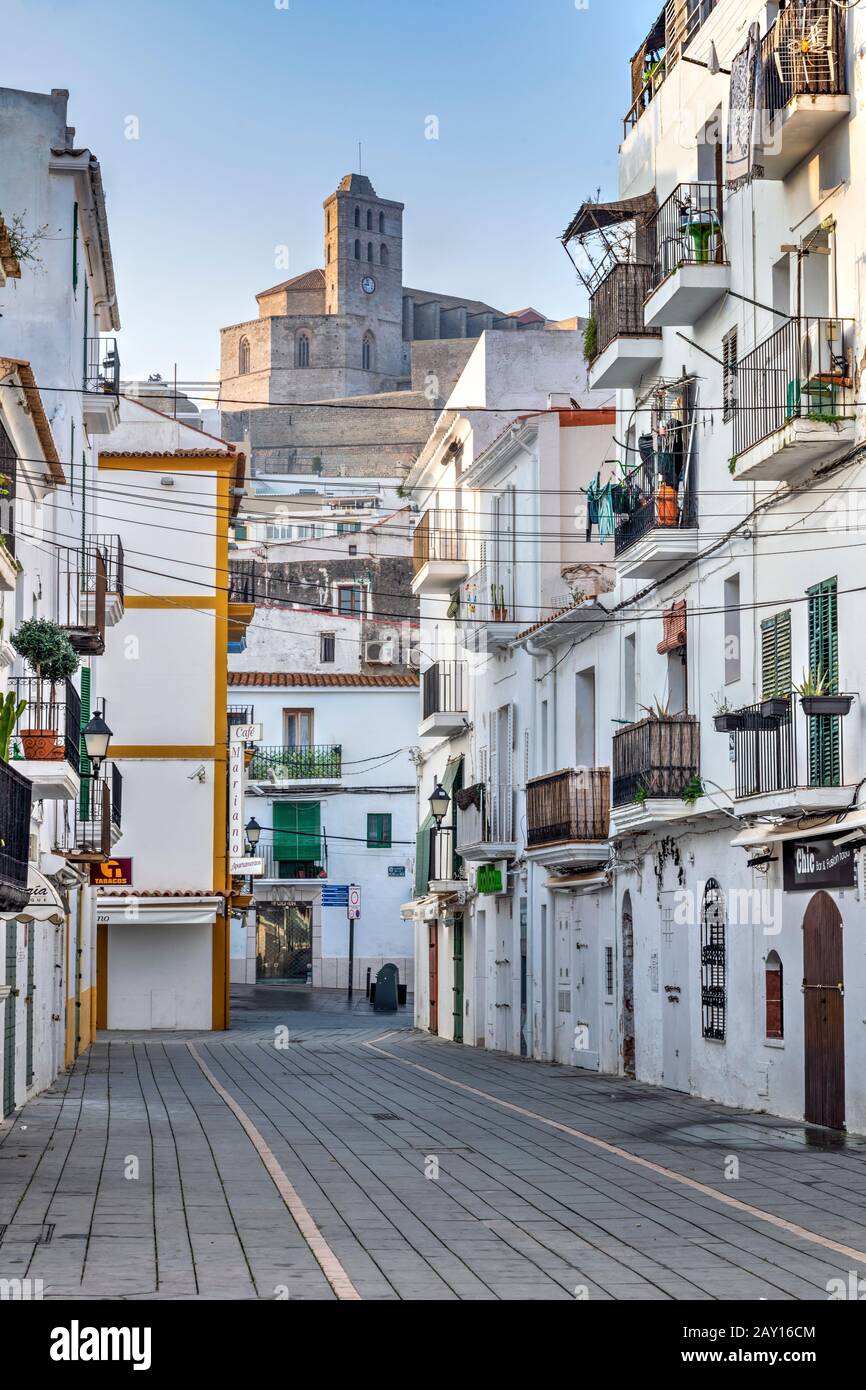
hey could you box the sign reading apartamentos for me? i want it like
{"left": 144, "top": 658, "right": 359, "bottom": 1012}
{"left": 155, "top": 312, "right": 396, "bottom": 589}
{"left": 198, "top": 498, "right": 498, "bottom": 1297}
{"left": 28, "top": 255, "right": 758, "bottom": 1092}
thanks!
{"left": 782, "top": 838, "right": 856, "bottom": 893}
{"left": 90, "top": 858, "right": 134, "bottom": 887}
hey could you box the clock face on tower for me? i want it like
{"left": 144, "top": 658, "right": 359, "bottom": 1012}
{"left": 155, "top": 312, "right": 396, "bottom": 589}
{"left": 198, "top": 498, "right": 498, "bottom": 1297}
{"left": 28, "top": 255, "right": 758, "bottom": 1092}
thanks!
{"left": 361, "top": 276, "right": 376, "bottom": 295}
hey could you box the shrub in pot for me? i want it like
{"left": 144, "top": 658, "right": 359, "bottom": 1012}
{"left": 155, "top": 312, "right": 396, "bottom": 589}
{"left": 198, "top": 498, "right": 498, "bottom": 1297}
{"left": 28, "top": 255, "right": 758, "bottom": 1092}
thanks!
{"left": 10, "top": 619, "right": 79, "bottom": 761}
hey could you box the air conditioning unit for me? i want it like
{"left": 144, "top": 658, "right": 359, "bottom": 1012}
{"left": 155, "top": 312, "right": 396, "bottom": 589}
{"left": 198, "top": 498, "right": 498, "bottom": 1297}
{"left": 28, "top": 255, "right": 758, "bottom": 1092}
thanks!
{"left": 365, "top": 641, "right": 395, "bottom": 665}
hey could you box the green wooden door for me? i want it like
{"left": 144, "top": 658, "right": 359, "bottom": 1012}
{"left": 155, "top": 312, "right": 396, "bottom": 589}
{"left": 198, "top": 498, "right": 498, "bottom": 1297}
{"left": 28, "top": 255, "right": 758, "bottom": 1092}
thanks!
{"left": 273, "top": 801, "right": 321, "bottom": 874}
{"left": 807, "top": 579, "right": 840, "bottom": 786}
{"left": 452, "top": 917, "right": 464, "bottom": 1043}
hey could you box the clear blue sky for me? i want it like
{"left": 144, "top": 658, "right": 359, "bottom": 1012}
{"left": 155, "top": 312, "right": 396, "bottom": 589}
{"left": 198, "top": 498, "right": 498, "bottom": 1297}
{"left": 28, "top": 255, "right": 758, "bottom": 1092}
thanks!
{"left": 7, "top": 0, "right": 662, "bottom": 381}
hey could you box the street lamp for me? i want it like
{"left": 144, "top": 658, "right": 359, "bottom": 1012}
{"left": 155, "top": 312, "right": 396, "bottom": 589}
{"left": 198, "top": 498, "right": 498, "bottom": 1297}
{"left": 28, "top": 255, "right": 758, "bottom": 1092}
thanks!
{"left": 245, "top": 816, "right": 262, "bottom": 854}
{"left": 83, "top": 703, "right": 113, "bottom": 775}
{"left": 429, "top": 781, "right": 450, "bottom": 828}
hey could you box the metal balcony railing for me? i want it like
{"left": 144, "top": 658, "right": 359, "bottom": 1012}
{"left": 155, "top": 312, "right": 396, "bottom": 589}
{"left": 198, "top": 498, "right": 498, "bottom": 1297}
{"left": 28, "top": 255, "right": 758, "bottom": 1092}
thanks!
{"left": 0, "top": 420, "right": 16, "bottom": 558}
{"left": 87, "top": 534, "right": 124, "bottom": 597}
{"left": 53, "top": 542, "right": 106, "bottom": 655}
{"left": 9, "top": 676, "right": 81, "bottom": 772}
{"left": 412, "top": 510, "right": 466, "bottom": 576}
{"left": 429, "top": 825, "right": 464, "bottom": 884}
{"left": 613, "top": 452, "right": 697, "bottom": 558}
{"left": 0, "top": 759, "right": 32, "bottom": 911}
{"left": 75, "top": 769, "right": 118, "bottom": 856}
{"left": 84, "top": 337, "right": 120, "bottom": 395}
{"left": 728, "top": 699, "right": 844, "bottom": 798}
{"left": 250, "top": 745, "right": 342, "bottom": 780}
{"left": 762, "top": 1, "right": 847, "bottom": 117}
{"left": 733, "top": 317, "right": 855, "bottom": 458}
{"left": 647, "top": 182, "right": 726, "bottom": 292}
{"left": 455, "top": 781, "right": 515, "bottom": 849}
{"left": 258, "top": 842, "right": 328, "bottom": 880}
{"left": 422, "top": 661, "right": 468, "bottom": 720}
{"left": 590, "top": 262, "right": 660, "bottom": 358}
{"left": 612, "top": 714, "right": 700, "bottom": 808}
{"left": 228, "top": 704, "right": 255, "bottom": 729}
{"left": 526, "top": 767, "right": 610, "bottom": 847}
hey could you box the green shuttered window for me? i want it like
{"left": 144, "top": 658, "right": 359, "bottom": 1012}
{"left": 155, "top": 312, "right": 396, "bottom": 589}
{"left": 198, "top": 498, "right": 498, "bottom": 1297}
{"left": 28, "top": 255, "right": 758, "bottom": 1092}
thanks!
{"left": 273, "top": 801, "right": 321, "bottom": 862}
{"left": 807, "top": 578, "right": 840, "bottom": 786}
{"left": 366, "top": 813, "right": 392, "bottom": 849}
{"left": 760, "top": 610, "right": 791, "bottom": 699}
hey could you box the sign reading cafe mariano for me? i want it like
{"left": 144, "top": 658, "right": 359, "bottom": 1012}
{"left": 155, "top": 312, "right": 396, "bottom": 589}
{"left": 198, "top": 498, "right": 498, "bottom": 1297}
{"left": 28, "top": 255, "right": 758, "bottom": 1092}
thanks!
{"left": 782, "top": 837, "right": 857, "bottom": 893}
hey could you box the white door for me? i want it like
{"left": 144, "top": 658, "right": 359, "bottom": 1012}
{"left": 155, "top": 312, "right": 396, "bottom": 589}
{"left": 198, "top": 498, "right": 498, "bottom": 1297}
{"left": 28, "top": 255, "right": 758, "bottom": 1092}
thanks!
{"left": 660, "top": 890, "right": 691, "bottom": 1092}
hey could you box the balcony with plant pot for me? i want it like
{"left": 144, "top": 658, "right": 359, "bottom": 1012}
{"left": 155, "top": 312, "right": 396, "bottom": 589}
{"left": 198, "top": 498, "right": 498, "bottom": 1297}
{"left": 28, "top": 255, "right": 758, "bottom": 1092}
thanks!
{"left": 419, "top": 660, "right": 467, "bottom": 739}
{"left": 455, "top": 781, "right": 517, "bottom": 862}
{"left": 525, "top": 767, "right": 611, "bottom": 868}
{"left": 609, "top": 710, "right": 706, "bottom": 837}
{"left": 731, "top": 317, "right": 855, "bottom": 483}
{"left": 83, "top": 336, "right": 120, "bottom": 434}
{"left": 459, "top": 564, "right": 522, "bottom": 652}
{"left": 411, "top": 510, "right": 468, "bottom": 597}
{"left": 247, "top": 744, "right": 342, "bottom": 790}
{"left": 759, "top": 1, "right": 850, "bottom": 181}
{"left": 6, "top": 620, "right": 82, "bottom": 800}
{"left": 721, "top": 673, "right": 856, "bottom": 818}
{"left": 643, "top": 183, "right": 729, "bottom": 329}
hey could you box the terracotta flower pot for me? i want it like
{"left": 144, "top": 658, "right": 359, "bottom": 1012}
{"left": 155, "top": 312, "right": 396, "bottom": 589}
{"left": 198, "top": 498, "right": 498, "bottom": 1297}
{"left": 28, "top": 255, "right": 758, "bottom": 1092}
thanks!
{"left": 20, "top": 729, "right": 63, "bottom": 761}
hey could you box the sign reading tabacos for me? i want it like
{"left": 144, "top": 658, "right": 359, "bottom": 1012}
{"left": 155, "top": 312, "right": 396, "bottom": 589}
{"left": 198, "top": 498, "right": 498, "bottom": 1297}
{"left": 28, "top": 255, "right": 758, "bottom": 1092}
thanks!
{"left": 90, "top": 858, "right": 133, "bottom": 887}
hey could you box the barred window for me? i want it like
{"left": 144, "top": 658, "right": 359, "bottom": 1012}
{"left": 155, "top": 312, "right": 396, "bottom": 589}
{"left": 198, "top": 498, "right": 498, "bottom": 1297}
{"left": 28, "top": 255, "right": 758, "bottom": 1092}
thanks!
{"left": 701, "top": 878, "right": 726, "bottom": 1040}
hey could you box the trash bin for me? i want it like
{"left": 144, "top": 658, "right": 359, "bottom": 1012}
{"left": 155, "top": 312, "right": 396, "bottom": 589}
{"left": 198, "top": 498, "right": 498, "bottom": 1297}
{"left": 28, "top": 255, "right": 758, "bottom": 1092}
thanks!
{"left": 373, "top": 962, "right": 400, "bottom": 1012}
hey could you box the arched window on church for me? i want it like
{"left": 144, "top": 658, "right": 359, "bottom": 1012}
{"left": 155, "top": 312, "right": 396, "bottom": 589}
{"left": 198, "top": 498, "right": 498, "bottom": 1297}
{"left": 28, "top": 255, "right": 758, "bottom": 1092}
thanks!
{"left": 327, "top": 244, "right": 331, "bottom": 264}
{"left": 380, "top": 243, "right": 389, "bottom": 266}
{"left": 367, "top": 242, "right": 373, "bottom": 262}
{"left": 366, "top": 209, "right": 373, "bottom": 230}
{"left": 362, "top": 332, "right": 375, "bottom": 371}
{"left": 379, "top": 211, "right": 385, "bottom": 234}
{"left": 327, "top": 209, "right": 331, "bottom": 232}
{"left": 354, "top": 206, "right": 360, "bottom": 227}
{"left": 238, "top": 336, "right": 251, "bottom": 375}
{"left": 296, "top": 332, "right": 310, "bottom": 368}
{"left": 354, "top": 239, "right": 361, "bottom": 260}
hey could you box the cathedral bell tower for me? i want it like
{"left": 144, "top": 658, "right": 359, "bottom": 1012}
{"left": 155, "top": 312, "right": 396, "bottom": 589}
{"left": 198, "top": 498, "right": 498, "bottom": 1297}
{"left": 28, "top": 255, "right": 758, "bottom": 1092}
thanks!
{"left": 323, "top": 173, "right": 404, "bottom": 328}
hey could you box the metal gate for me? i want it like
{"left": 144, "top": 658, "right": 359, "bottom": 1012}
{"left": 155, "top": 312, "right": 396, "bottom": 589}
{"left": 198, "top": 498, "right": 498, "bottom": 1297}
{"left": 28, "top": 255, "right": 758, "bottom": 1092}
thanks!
{"left": 803, "top": 890, "right": 845, "bottom": 1130}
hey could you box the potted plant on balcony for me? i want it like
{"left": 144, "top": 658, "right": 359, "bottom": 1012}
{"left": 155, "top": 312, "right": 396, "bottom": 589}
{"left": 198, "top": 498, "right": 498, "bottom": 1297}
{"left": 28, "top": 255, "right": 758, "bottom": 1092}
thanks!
{"left": 760, "top": 693, "right": 790, "bottom": 721}
{"left": 712, "top": 695, "right": 745, "bottom": 734}
{"left": 794, "top": 667, "right": 854, "bottom": 718}
{"left": 10, "top": 618, "right": 79, "bottom": 761}
{"left": 582, "top": 316, "right": 598, "bottom": 365}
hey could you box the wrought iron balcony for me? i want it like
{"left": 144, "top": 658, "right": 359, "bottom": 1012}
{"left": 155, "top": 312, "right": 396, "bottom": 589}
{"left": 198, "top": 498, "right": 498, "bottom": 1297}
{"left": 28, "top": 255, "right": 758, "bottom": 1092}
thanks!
{"left": 612, "top": 714, "right": 700, "bottom": 809}
{"left": 455, "top": 781, "right": 515, "bottom": 860}
{"left": 257, "top": 842, "right": 328, "bottom": 881}
{"left": 732, "top": 317, "right": 855, "bottom": 481}
{"left": 411, "top": 510, "right": 468, "bottom": 595}
{"left": 54, "top": 541, "right": 113, "bottom": 654}
{"left": 725, "top": 699, "right": 847, "bottom": 810}
{"left": 428, "top": 824, "right": 465, "bottom": 887}
{"left": 526, "top": 768, "right": 610, "bottom": 849}
{"left": 591, "top": 262, "right": 659, "bottom": 358}
{"left": 228, "top": 558, "right": 258, "bottom": 605}
{"left": 0, "top": 758, "right": 32, "bottom": 911}
{"left": 421, "top": 660, "right": 467, "bottom": 737}
{"left": 760, "top": 2, "right": 849, "bottom": 176}
{"left": 613, "top": 449, "right": 698, "bottom": 581}
{"left": 72, "top": 765, "right": 122, "bottom": 858}
{"left": 249, "top": 745, "right": 342, "bottom": 781}
{"left": 228, "top": 704, "right": 255, "bottom": 729}
{"left": 84, "top": 337, "right": 120, "bottom": 395}
{"left": 644, "top": 183, "right": 728, "bottom": 327}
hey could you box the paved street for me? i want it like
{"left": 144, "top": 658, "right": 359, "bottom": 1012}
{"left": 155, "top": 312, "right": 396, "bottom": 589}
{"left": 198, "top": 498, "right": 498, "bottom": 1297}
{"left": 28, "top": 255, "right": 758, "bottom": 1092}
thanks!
{"left": 2, "top": 985, "right": 866, "bottom": 1301}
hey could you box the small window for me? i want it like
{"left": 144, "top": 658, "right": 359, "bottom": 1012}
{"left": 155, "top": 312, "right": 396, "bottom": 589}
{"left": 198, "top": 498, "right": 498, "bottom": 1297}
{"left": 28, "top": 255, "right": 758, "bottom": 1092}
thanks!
{"left": 700, "top": 879, "right": 726, "bottom": 1041}
{"left": 362, "top": 332, "right": 375, "bottom": 371}
{"left": 337, "top": 522, "right": 361, "bottom": 534}
{"left": 354, "top": 239, "right": 361, "bottom": 259}
{"left": 348, "top": 544, "right": 358, "bottom": 557}
{"left": 766, "top": 951, "right": 783, "bottom": 1039}
{"left": 367, "top": 242, "right": 373, "bottom": 262}
{"left": 320, "top": 632, "right": 335, "bottom": 663}
{"left": 366, "top": 209, "right": 373, "bottom": 230}
{"left": 723, "top": 327, "right": 738, "bottom": 422}
{"left": 367, "top": 813, "right": 392, "bottom": 848}
{"left": 354, "top": 206, "right": 360, "bottom": 227}
{"left": 296, "top": 332, "right": 310, "bottom": 368}
{"left": 337, "top": 583, "right": 364, "bottom": 616}
{"left": 604, "top": 945, "right": 614, "bottom": 999}
{"left": 380, "top": 243, "right": 389, "bottom": 266}
{"left": 379, "top": 211, "right": 385, "bottom": 234}
{"left": 283, "top": 709, "right": 314, "bottom": 747}
{"left": 238, "top": 336, "right": 251, "bottom": 375}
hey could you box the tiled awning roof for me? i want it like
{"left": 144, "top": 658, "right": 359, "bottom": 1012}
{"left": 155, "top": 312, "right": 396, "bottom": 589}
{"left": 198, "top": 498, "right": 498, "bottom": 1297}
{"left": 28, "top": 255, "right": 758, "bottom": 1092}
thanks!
{"left": 228, "top": 672, "right": 419, "bottom": 688}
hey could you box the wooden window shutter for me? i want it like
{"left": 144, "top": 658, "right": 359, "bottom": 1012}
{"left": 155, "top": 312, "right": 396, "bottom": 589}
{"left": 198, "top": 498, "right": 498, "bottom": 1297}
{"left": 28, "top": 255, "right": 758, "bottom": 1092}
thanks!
{"left": 414, "top": 815, "right": 433, "bottom": 898}
{"left": 273, "top": 801, "right": 321, "bottom": 862}
{"left": 807, "top": 579, "right": 840, "bottom": 786}
{"left": 760, "top": 611, "right": 791, "bottom": 700}
{"left": 79, "top": 666, "right": 91, "bottom": 820}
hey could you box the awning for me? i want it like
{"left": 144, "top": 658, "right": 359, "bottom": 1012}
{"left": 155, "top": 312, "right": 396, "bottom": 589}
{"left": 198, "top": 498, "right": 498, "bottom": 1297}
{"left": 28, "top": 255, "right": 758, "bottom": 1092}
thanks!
{"left": 96, "top": 896, "right": 223, "bottom": 927}
{"left": 731, "top": 808, "right": 866, "bottom": 850}
{"left": 544, "top": 870, "right": 611, "bottom": 894}
{"left": 561, "top": 193, "right": 657, "bottom": 244}
{"left": 0, "top": 867, "right": 66, "bottom": 924}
